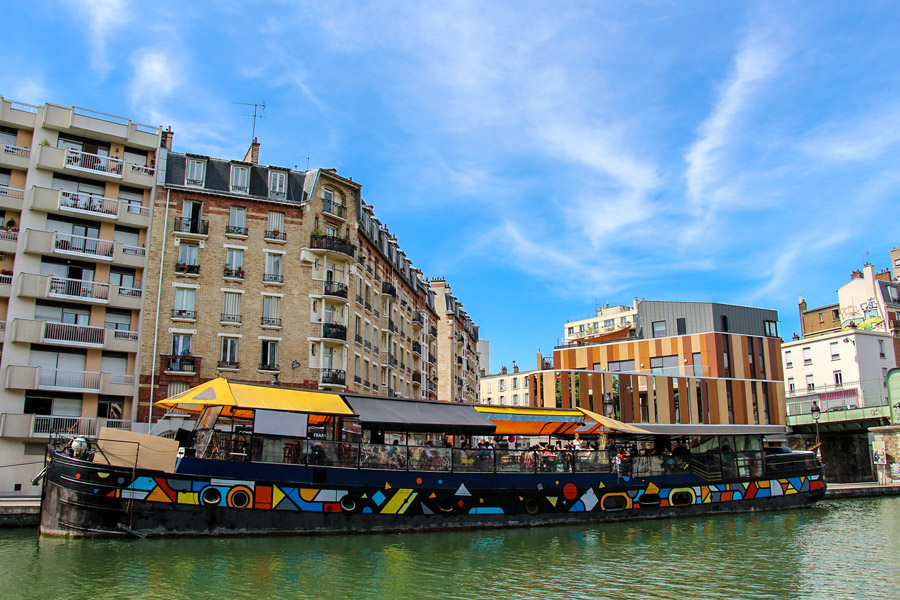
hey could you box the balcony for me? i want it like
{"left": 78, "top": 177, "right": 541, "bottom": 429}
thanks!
{"left": 172, "top": 309, "right": 196, "bottom": 321}
{"left": 413, "top": 372, "right": 422, "bottom": 384}
{"left": 30, "top": 187, "right": 151, "bottom": 228}
{"left": 218, "top": 361, "right": 240, "bottom": 370}
{"left": 309, "top": 234, "right": 355, "bottom": 258}
{"left": 0, "top": 184, "right": 25, "bottom": 211}
{"left": 323, "top": 281, "right": 348, "bottom": 299}
{"left": 263, "top": 273, "right": 283, "bottom": 284}
{"left": 259, "top": 363, "right": 280, "bottom": 372}
{"left": 41, "top": 103, "right": 160, "bottom": 150}
{"left": 56, "top": 232, "right": 114, "bottom": 258}
{"left": 36, "top": 144, "right": 155, "bottom": 188}
{"left": 225, "top": 225, "right": 248, "bottom": 237}
{"left": 388, "top": 319, "right": 397, "bottom": 333}
{"left": 384, "top": 352, "right": 397, "bottom": 367}
{"left": 322, "top": 323, "right": 347, "bottom": 341}
{"left": 163, "top": 355, "right": 197, "bottom": 374}
{"left": 224, "top": 267, "right": 244, "bottom": 279}
{"left": 173, "top": 217, "right": 209, "bottom": 237}
{"left": 0, "top": 226, "right": 17, "bottom": 253}
{"left": 413, "top": 342, "right": 422, "bottom": 355}
{"left": 382, "top": 282, "right": 397, "bottom": 299}
{"left": 10, "top": 319, "right": 140, "bottom": 352}
{"left": 323, "top": 199, "right": 347, "bottom": 219}
{"left": 175, "top": 263, "right": 200, "bottom": 275}
{"left": 412, "top": 313, "right": 425, "bottom": 328}
{"left": 49, "top": 276, "right": 110, "bottom": 303}
{"left": 265, "top": 230, "right": 287, "bottom": 242}
{"left": 320, "top": 368, "right": 346, "bottom": 386}
{"left": 429, "top": 326, "right": 437, "bottom": 337}
{"left": 0, "top": 413, "right": 135, "bottom": 440}
{"left": 428, "top": 353, "right": 436, "bottom": 364}
{"left": 261, "top": 316, "right": 282, "bottom": 328}
{"left": 0, "top": 97, "right": 38, "bottom": 128}
{"left": 221, "top": 313, "right": 242, "bottom": 324}
{"left": 0, "top": 143, "right": 30, "bottom": 170}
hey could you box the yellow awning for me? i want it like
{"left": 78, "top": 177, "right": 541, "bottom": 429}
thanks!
{"left": 577, "top": 407, "right": 652, "bottom": 434}
{"left": 156, "top": 378, "right": 354, "bottom": 420}
{"left": 473, "top": 406, "right": 587, "bottom": 436}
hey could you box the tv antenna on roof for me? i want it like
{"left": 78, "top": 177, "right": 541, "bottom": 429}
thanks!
{"left": 233, "top": 101, "right": 266, "bottom": 141}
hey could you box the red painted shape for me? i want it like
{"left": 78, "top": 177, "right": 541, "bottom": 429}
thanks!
{"left": 458, "top": 499, "right": 465, "bottom": 507}
{"left": 155, "top": 478, "right": 178, "bottom": 503}
{"left": 745, "top": 483, "right": 757, "bottom": 499}
{"left": 720, "top": 491, "right": 733, "bottom": 502}
{"left": 75, "top": 473, "right": 81, "bottom": 479}
{"left": 256, "top": 485, "right": 272, "bottom": 509}
{"left": 416, "top": 477, "right": 423, "bottom": 485}
{"left": 809, "top": 479, "right": 825, "bottom": 491}
{"left": 563, "top": 482, "right": 578, "bottom": 501}
{"left": 660, "top": 499, "right": 669, "bottom": 508}
{"left": 323, "top": 502, "right": 341, "bottom": 513}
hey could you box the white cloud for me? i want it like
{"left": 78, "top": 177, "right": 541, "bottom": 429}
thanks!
{"left": 800, "top": 105, "right": 900, "bottom": 162}
{"left": 8, "top": 77, "right": 48, "bottom": 105}
{"left": 128, "top": 49, "right": 182, "bottom": 112}
{"left": 68, "top": 0, "right": 131, "bottom": 76}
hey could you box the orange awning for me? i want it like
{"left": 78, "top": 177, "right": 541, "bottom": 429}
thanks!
{"left": 576, "top": 407, "right": 652, "bottom": 434}
{"left": 473, "top": 406, "right": 586, "bottom": 436}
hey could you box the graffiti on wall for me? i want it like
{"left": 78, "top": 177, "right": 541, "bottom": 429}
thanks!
{"left": 841, "top": 297, "right": 884, "bottom": 330}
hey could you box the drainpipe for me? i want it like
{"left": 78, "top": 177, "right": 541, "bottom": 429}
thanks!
{"left": 146, "top": 188, "right": 171, "bottom": 426}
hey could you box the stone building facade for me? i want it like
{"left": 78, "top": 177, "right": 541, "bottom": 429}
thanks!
{"left": 431, "top": 279, "right": 479, "bottom": 403}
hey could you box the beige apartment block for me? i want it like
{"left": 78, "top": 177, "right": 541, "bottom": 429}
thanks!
{"left": 0, "top": 97, "right": 161, "bottom": 495}
{"left": 563, "top": 299, "right": 639, "bottom": 345}
{"left": 479, "top": 363, "right": 534, "bottom": 406}
{"left": 138, "top": 141, "right": 443, "bottom": 420}
{"left": 431, "top": 279, "right": 479, "bottom": 403}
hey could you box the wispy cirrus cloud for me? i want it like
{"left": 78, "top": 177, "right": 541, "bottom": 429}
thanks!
{"left": 67, "top": 0, "right": 131, "bottom": 76}
{"left": 800, "top": 104, "right": 900, "bottom": 162}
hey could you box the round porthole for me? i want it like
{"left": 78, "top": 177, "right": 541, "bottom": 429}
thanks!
{"left": 227, "top": 486, "right": 252, "bottom": 510}
{"left": 200, "top": 487, "right": 222, "bottom": 507}
{"left": 340, "top": 496, "right": 357, "bottom": 512}
{"left": 525, "top": 498, "right": 540, "bottom": 515}
{"left": 638, "top": 493, "right": 661, "bottom": 508}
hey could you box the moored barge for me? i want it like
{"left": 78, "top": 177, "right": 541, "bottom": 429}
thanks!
{"left": 39, "top": 379, "right": 826, "bottom": 537}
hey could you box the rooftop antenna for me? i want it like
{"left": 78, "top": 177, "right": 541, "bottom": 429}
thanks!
{"left": 232, "top": 101, "right": 266, "bottom": 141}
{"left": 301, "top": 156, "right": 310, "bottom": 170}
{"left": 860, "top": 251, "right": 869, "bottom": 265}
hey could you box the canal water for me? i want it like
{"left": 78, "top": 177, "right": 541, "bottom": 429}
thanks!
{"left": 1, "top": 497, "right": 898, "bottom": 599}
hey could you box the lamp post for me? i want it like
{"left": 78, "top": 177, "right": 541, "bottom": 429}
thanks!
{"left": 810, "top": 400, "right": 821, "bottom": 454}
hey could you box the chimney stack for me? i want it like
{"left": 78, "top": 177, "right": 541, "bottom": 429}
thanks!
{"left": 160, "top": 126, "right": 174, "bottom": 150}
{"left": 243, "top": 137, "right": 260, "bottom": 164}
{"left": 500, "top": 366, "right": 507, "bottom": 375}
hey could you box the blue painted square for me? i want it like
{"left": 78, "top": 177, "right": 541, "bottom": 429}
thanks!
{"left": 372, "top": 491, "right": 386, "bottom": 506}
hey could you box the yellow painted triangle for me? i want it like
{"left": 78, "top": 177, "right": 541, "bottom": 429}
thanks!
{"left": 300, "top": 488, "right": 319, "bottom": 502}
{"left": 362, "top": 493, "right": 368, "bottom": 499}
{"left": 598, "top": 482, "right": 605, "bottom": 489}
{"left": 385, "top": 482, "right": 392, "bottom": 490}
{"left": 646, "top": 482, "right": 659, "bottom": 495}
{"left": 547, "top": 496, "right": 558, "bottom": 506}
{"left": 429, "top": 492, "right": 436, "bottom": 498}
{"left": 272, "top": 486, "right": 285, "bottom": 508}
{"left": 146, "top": 486, "right": 173, "bottom": 503}
{"left": 518, "top": 496, "right": 523, "bottom": 501}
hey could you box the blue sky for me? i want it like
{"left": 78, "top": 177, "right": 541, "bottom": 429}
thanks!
{"left": 3, "top": 1, "right": 899, "bottom": 373}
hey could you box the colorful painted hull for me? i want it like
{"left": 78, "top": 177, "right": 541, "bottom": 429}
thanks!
{"left": 40, "top": 451, "right": 827, "bottom": 537}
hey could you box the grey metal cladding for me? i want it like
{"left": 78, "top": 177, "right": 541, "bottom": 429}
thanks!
{"left": 248, "top": 165, "right": 268, "bottom": 196}
{"left": 288, "top": 172, "right": 306, "bottom": 203}
{"left": 205, "top": 160, "right": 229, "bottom": 192}
{"left": 165, "top": 154, "right": 185, "bottom": 185}
{"left": 637, "top": 301, "right": 778, "bottom": 337}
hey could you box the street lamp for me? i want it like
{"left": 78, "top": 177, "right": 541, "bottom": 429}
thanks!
{"left": 810, "top": 400, "right": 821, "bottom": 453}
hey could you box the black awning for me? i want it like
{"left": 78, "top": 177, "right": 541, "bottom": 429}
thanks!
{"left": 629, "top": 424, "right": 788, "bottom": 437}
{"left": 343, "top": 396, "right": 496, "bottom": 435}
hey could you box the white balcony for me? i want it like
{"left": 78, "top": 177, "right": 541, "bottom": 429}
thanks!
{"left": 10, "top": 318, "right": 140, "bottom": 352}
{"left": 41, "top": 103, "right": 160, "bottom": 150}
{"left": 36, "top": 145, "right": 156, "bottom": 188}
{"left": 30, "top": 186, "right": 151, "bottom": 228}
{"left": 4, "top": 365, "right": 136, "bottom": 395}
{"left": 0, "top": 97, "right": 39, "bottom": 129}
{"left": 0, "top": 227, "right": 17, "bottom": 253}
{"left": 0, "top": 143, "right": 30, "bottom": 170}
{"left": 23, "top": 229, "right": 146, "bottom": 267}
{"left": 0, "top": 413, "right": 134, "bottom": 440}
{"left": 0, "top": 184, "right": 25, "bottom": 210}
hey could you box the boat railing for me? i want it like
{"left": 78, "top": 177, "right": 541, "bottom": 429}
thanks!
{"left": 187, "top": 432, "right": 813, "bottom": 479}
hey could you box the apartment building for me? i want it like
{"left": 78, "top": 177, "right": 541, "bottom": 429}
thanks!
{"left": 0, "top": 97, "right": 160, "bottom": 494}
{"left": 431, "top": 279, "right": 479, "bottom": 403}
{"left": 551, "top": 301, "right": 785, "bottom": 426}
{"left": 479, "top": 363, "right": 533, "bottom": 407}
{"left": 563, "top": 299, "right": 639, "bottom": 345}
{"left": 138, "top": 141, "right": 445, "bottom": 420}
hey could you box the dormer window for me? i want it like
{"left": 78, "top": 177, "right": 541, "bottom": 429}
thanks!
{"left": 268, "top": 170, "right": 287, "bottom": 199}
{"left": 186, "top": 159, "right": 206, "bottom": 186}
{"left": 231, "top": 165, "right": 249, "bottom": 194}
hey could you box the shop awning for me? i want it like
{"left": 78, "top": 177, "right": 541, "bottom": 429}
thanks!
{"left": 473, "top": 406, "right": 587, "bottom": 436}
{"left": 156, "top": 378, "right": 354, "bottom": 420}
{"left": 343, "top": 396, "right": 496, "bottom": 434}
{"left": 626, "top": 423, "right": 789, "bottom": 437}
{"left": 576, "top": 407, "right": 652, "bottom": 435}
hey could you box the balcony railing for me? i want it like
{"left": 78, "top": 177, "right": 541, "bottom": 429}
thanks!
{"left": 225, "top": 225, "right": 248, "bottom": 236}
{"left": 265, "top": 230, "right": 286, "bottom": 241}
{"left": 111, "top": 329, "right": 139, "bottom": 341}
{"left": 382, "top": 282, "right": 397, "bottom": 298}
{"left": 49, "top": 277, "right": 110, "bottom": 301}
{"left": 261, "top": 316, "right": 282, "bottom": 327}
{"left": 221, "top": 313, "right": 242, "bottom": 324}
{"left": 3, "top": 143, "right": 30, "bottom": 159}
{"left": 55, "top": 233, "right": 114, "bottom": 258}
{"left": 323, "top": 200, "right": 346, "bottom": 219}
{"left": 65, "top": 148, "right": 123, "bottom": 176}
{"left": 218, "top": 361, "right": 240, "bottom": 370}
{"left": 59, "top": 190, "right": 119, "bottom": 216}
{"left": 263, "top": 273, "right": 283, "bottom": 283}
{"left": 223, "top": 268, "right": 244, "bottom": 279}
{"left": 323, "top": 323, "right": 347, "bottom": 341}
{"left": 388, "top": 319, "right": 397, "bottom": 333}
{"left": 413, "top": 372, "right": 422, "bottom": 384}
{"left": 39, "top": 369, "right": 101, "bottom": 390}
{"left": 32, "top": 415, "right": 98, "bottom": 437}
{"left": 320, "top": 368, "right": 346, "bottom": 385}
{"left": 175, "top": 263, "right": 200, "bottom": 275}
{"left": 117, "top": 286, "right": 142, "bottom": 298}
{"left": 174, "top": 217, "right": 209, "bottom": 235}
{"left": 259, "top": 363, "right": 280, "bottom": 372}
{"left": 0, "top": 184, "right": 25, "bottom": 200}
{"left": 43, "top": 321, "right": 104, "bottom": 345}
{"left": 413, "top": 342, "right": 422, "bottom": 355}
{"left": 309, "top": 234, "right": 355, "bottom": 258}
{"left": 165, "top": 355, "right": 196, "bottom": 373}
{"left": 172, "top": 309, "right": 196, "bottom": 320}
{"left": 323, "top": 281, "right": 348, "bottom": 298}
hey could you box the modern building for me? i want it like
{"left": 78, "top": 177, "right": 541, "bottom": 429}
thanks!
{"left": 550, "top": 300, "right": 785, "bottom": 427}
{"left": 479, "top": 362, "right": 533, "bottom": 407}
{"left": 786, "top": 261, "right": 900, "bottom": 481}
{"left": 431, "top": 279, "right": 479, "bottom": 403}
{"left": 0, "top": 97, "right": 161, "bottom": 494}
{"left": 562, "top": 299, "right": 638, "bottom": 345}
{"left": 138, "top": 140, "right": 446, "bottom": 421}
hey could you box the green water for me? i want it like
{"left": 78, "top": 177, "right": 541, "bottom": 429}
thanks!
{"left": 1, "top": 497, "right": 898, "bottom": 599}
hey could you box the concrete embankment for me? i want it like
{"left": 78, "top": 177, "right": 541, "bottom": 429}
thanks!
{"left": 0, "top": 497, "right": 39, "bottom": 527}
{"left": 824, "top": 482, "right": 900, "bottom": 499}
